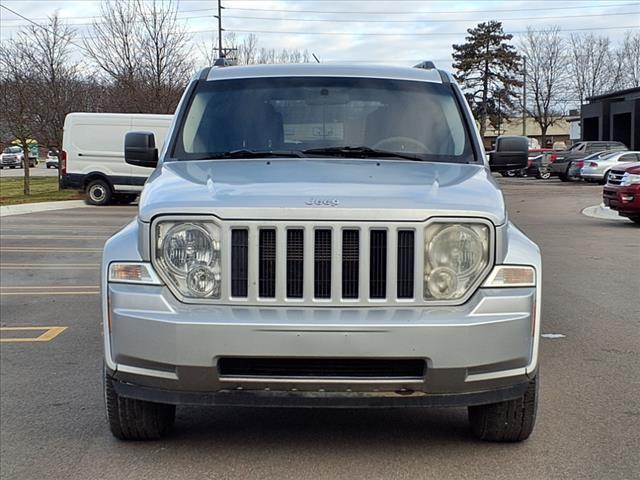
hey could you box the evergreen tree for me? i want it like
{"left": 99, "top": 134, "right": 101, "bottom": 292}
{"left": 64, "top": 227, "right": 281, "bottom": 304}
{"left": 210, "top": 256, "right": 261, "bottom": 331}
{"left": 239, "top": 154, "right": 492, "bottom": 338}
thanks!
{"left": 452, "top": 21, "right": 521, "bottom": 139}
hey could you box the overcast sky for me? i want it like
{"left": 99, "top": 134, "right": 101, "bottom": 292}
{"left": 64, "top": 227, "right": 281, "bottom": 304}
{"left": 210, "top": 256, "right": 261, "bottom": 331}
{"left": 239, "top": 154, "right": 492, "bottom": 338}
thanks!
{"left": 1, "top": 0, "right": 639, "bottom": 71}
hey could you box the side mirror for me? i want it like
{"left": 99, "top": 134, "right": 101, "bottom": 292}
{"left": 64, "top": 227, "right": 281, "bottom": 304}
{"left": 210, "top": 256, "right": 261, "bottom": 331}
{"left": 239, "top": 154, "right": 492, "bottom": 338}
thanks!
{"left": 125, "top": 132, "right": 158, "bottom": 168}
{"left": 489, "top": 135, "right": 528, "bottom": 172}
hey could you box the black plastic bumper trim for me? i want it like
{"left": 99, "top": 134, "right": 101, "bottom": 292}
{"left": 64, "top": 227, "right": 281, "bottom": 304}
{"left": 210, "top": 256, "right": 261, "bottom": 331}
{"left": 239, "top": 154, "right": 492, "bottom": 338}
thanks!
{"left": 111, "top": 378, "right": 529, "bottom": 408}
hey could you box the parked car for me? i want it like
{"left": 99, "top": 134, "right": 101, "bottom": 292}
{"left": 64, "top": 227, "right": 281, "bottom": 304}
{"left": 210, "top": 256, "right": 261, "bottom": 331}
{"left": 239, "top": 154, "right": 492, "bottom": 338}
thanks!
{"left": 60, "top": 113, "right": 172, "bottom": 205}
{"left": 566, "top": 151, "right": 611, "bottom": 180}
{"left": 580, "top": 151, "right": 640, "bottom": 183}
{"left": 603, "top": 162, "right": 640, "bottom": 225}
{"left": 46, "top": 149, "right": 59, "bottom": 168}
{"left": 550, "top": 141, "right": 628, "bottom": 181}
{"left": 526, "top": 148, "right": 554, "bottom": 179}
{"left": 0, "top": 146, "right": 37, "bottom": 169}
{"left": 102, "top": 63, "right": 541, "bottom": 442}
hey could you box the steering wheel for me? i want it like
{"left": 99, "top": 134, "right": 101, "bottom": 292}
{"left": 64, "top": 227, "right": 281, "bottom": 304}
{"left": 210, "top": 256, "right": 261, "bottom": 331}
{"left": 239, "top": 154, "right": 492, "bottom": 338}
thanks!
{"left": 372, "top": 136, "right": 431, "bottom": 154}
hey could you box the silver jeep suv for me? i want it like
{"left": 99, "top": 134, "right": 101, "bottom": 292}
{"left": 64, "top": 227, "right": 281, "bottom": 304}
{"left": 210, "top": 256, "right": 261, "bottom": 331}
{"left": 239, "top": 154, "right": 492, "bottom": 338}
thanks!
{"left": 103, "top": 63, "right": 540, "bottom": 442}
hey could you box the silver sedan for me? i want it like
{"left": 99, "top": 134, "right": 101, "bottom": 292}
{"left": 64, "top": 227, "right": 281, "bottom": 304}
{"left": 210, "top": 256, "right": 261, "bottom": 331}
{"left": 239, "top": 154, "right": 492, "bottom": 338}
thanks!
{"left": 581, "top": 150, "right": 640, "bottom": 183}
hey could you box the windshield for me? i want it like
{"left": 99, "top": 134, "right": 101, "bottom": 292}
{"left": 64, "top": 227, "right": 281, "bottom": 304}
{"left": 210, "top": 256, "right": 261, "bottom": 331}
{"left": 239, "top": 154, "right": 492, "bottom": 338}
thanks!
{"left": 173, "top": 77, "right": 474, "bottom": 163}
{"left": 3, "top": 146, "right": 22, "bottom": 154}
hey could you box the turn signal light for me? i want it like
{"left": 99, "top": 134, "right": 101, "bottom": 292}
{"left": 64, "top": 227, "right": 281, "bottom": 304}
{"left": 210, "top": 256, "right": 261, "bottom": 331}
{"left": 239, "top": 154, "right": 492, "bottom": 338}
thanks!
{"left": 108, "top": 262, "right": 162, "bottom": 285}
{"left": 483, "top": 265, "right": 535, "bottom": 288}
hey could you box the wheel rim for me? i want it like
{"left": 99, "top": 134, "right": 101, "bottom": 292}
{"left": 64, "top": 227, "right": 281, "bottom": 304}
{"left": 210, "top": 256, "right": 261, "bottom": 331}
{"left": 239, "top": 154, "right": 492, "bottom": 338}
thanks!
{"left": 89, "top": 184, "right": 106, "bottom": 202}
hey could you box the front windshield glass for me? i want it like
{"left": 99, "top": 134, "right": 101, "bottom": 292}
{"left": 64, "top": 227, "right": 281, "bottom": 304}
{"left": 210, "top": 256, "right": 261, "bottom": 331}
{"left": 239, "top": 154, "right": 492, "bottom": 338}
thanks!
{"left": 173, "top": 77, "right": 474, "bottom": 163}
{"left": 3, "top": 146, "right": 22, "bottom": 154}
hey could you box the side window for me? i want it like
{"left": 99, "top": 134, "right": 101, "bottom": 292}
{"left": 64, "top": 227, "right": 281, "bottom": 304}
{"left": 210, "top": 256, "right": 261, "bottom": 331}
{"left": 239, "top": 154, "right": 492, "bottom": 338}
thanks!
{"left": 620, "top": 153, "right": 637, "bottom": 162}
{"left": 585, "top": 144, "right": 598, "bottom": 153}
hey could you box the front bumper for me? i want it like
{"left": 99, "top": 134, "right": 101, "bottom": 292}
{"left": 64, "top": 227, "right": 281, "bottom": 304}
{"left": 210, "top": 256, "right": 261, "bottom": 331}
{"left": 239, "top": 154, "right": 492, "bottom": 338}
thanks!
{"left": 603, "top": 185, "right": 640, "bottom": 217}
{"left": 110, "top": 376, "right": 531, "bottom": 408}
{"left": 1, "top": 157, "right": 20, "bottom": 166}
{"left": 107, "top": 281, "right": 536, "bottom": 401}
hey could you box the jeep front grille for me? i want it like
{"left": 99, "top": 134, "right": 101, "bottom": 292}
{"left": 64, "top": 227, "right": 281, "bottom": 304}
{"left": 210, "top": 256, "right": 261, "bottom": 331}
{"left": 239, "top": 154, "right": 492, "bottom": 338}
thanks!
{"left": 229, "top": 223, "right": 419, "bottom": 304}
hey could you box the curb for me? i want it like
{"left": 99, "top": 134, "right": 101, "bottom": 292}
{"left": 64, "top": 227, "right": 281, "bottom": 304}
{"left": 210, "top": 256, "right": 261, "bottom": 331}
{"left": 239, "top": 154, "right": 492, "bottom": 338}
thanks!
{"left": 581, "top": 203, "right": 631, "bottom": 223}
{"left": 0, "top": 200, "right": 88, "bottom": 217}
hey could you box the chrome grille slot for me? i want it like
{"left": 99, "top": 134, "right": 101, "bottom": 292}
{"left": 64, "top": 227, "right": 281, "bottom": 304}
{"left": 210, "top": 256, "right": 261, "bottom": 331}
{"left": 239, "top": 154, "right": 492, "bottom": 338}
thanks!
{"left": 369, "top": 230, "right": 387, "bottom": 299}
{"left": 259, "top": 229, "right": 276, "bottom": 298}
{"left": 342, "top": 229, "right": 360, "bottom": 299}
{"left": 286, "top": 229, "right": 304, "bottom": 298}
{"left": 230, "top": 229, "right": 248, "bottom": 297}
{"left": 397, "top": 230, "right": 415, "bottom": 298}
{"left": 314, "top": 229, "right": 332, "bottom": 299}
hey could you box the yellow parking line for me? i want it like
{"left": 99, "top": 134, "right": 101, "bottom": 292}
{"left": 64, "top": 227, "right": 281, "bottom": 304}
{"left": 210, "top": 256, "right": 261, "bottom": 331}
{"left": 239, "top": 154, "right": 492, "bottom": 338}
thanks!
{"left": 0, "top": 326, "right": 67, "bottom": 343}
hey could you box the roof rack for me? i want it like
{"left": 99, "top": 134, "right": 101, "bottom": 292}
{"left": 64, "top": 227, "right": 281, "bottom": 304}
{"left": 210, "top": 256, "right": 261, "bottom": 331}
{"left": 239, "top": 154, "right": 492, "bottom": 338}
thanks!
{"left": 413, "top": 61, "right": 436, "bottom": 70}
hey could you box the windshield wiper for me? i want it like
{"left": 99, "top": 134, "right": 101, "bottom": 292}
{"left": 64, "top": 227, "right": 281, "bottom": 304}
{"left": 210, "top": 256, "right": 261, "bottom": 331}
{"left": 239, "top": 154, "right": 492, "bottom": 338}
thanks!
{"left": 302, "top": 146, "right": 424, "bottom": 162}
{"left": 191, "top": 149, "right": 307, "bottom": 160}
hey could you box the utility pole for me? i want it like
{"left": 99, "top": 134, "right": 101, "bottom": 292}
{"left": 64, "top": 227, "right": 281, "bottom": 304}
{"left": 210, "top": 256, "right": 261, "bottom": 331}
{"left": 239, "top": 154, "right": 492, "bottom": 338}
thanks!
{"left": 522, "top": 56, "right": 527, "bottom": 137}
{"left": 217, "top": 0, "right": 223, "bottom": 58}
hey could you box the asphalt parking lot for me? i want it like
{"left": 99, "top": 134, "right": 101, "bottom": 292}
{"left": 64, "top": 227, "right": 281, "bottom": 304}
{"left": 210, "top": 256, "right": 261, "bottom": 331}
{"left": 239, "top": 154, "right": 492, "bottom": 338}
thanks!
{"left": 1, "top": 178, "right": 639, "bottom": 480}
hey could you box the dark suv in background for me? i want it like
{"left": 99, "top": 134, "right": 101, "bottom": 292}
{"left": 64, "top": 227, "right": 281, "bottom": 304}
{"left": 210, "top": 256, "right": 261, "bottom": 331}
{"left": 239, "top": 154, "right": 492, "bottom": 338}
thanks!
{"left": 550, "top": 141, "right": 627, "bottom": 181}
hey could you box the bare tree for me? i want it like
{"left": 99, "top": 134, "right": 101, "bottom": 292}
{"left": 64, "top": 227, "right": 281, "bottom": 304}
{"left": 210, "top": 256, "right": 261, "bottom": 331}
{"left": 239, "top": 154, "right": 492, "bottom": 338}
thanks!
{"left": 84, "top": 0, "right": 140, "bottom": 86}
{"left": 137, "top": 0, "right": 193, "bottom": 112}
{"left": 197, "top": 32, "right": 309, "bottom": 66}
{"left": 520, "top": 26, "right": 568, "bottom": 146}
{"left": 84, "top": 0, "right": 193, "bottom": 113}
{"left": 0, "top": 35, "right": 39, "bottom": 195}
{"left": 237, "top": 33, "right": 258, "bottom": 65}
{"left": 618, "top": 31, "right": 640, "bottom": 88}
{"left": 25, "top": 15, "right": 85, "bottom": 148}
{"left": 569, "top": 33, "right": 621, "bottom": 104}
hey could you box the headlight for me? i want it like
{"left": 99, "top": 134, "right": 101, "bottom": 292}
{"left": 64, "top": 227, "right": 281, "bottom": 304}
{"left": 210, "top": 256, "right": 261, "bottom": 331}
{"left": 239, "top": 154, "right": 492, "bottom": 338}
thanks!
{"left": 154, "top": 221, "right": 221, "bottom": 298}
{"left": 621, "top": 172, "right": 640, "bottom": 186}
{"left": 424, "top": 223, "right": 490, "bottom": 300}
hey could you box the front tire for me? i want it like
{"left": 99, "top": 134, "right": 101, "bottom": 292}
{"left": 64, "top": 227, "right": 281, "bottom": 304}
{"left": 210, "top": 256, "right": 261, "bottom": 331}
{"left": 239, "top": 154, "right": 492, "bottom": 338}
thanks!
{"left": 468, "top": 375, "right": 538, "bottom": 442}
{"left": 537, "top": 171, "right": 551, "bottom": 180}
{"left": 104, "top": 368, "right": 175, "bottom": 440}
{"left": 86, "top": 179, "right": 112, "bottom": 206}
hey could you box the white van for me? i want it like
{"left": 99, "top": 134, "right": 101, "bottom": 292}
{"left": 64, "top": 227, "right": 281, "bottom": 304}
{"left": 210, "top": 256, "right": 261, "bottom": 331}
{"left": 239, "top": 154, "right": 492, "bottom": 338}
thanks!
{"left": 60, "top": 113, "right": 173, "bottom": 205}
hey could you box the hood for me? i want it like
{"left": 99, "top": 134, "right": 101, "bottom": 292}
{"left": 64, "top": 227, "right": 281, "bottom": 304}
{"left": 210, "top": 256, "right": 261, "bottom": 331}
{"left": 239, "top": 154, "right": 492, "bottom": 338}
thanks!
{"left": 138, "top": 158, "right": 506, "bottom": 225}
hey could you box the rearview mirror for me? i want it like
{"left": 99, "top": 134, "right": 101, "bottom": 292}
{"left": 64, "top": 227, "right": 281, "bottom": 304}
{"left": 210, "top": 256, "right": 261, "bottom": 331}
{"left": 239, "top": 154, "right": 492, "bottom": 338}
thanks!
{"left": 489, "top": 135, "right": 528, "bottom": 172}
{"left": 125, "top": 132, "right": 158, "bottom": 168}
